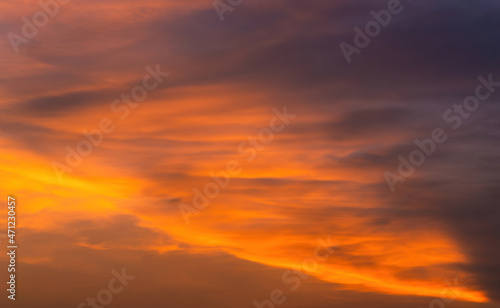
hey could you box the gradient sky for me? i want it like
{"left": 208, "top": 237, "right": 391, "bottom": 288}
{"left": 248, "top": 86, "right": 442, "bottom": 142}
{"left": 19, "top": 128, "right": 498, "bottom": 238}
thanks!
{"left": 1, "top": 0, "right": 500, "bottom": 307}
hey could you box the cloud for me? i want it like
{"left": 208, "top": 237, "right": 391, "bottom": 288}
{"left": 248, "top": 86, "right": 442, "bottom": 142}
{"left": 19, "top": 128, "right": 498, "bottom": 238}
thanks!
{"left": 0, "top": 0, "right": 499, "bottom": 306}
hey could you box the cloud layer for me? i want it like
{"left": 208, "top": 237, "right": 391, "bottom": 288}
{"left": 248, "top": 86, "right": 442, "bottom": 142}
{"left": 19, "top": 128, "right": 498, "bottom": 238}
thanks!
{"left": 1, "top": 0, "right": 499, "bottom": 307}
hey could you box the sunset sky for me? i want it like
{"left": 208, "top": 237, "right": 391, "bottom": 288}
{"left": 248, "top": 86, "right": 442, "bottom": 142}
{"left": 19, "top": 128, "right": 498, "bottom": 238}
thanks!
{"left": 1, "top": 0, "right": 500, "bottom": 307}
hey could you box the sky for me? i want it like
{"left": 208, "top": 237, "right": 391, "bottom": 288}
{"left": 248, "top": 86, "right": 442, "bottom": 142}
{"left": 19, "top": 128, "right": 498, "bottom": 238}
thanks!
{"left": 0, "top": 0, "right": 500, "bottom": 307}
